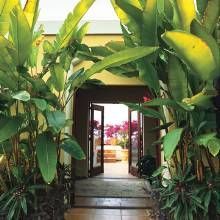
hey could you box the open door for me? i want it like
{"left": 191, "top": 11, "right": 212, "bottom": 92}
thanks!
{"left": 89, "top": 104, "right": 104, "bottom": 177}
{"left": 128, "top": 109, "right": 143, "bottom": 176}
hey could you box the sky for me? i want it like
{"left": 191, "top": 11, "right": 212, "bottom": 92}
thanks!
{"left": 22, "top": 0, "right": 118, "bottom": 21}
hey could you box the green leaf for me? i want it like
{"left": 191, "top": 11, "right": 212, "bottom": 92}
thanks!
{"left": 50, "top": 63, "right": 65, "bottom": 92}
{"left": 105, "top": 41, "right": 126, "bottom": 51}
{"left": 168, "top": 55, "right": 188, "bottom": 101}
{"left": 204, "top": 191, "right": 211, "bottom": 212}
{"left": 36, "top": 133, "right": 57, "bottom": 183}
{"left": 23, "top": 0, "right": 39, "bottom": 30}
{"left": 161, "top": 30, "right": 217, "bottom": 81}
{"left": 196, "top": 0, "right": 208, "bottom": 15}
{"left": 46, "top": 110, "right": 66, "bottom": 133}
{"left": 0, "top": 36, "right": 16, "bottom": 74}
{"left": 31, "top": 98, "right": 47, "bottom": 111}
{"left": 61, "top": 138, "right": 86, "bottom": 160}
{"left": 9, "top": 6, "right": 32, "bottom": 66}
{"left": 12, "top": 91, "right": 30, "bottom": 102}
{"left": 207, "top": 137, "right": 220, "bottom": 156}
{"left": 126, "top": 103, "right": 165, "bottom": 121}
{"left": 20, "top": 197, "right": 27, "bottom": 215}
{"left": 0, "top": 141, "right": 12, "bottom": 154}
{"left": 148, "top": 122, "right": 174, "bottom": 132}
{"left": 91, "top": 46, "right": 113, "bottom": 57}
{"left": 194, "top": 132, "right": 216, "bottom": 146}
{"left": 111, "top": 0, "right": 141, "bottom": 43}
{"left": 191, "top": 19, "right": 219, "bottom": 68}
{"left": 0, "top": 0, "right": 19, "bottom": 35}
{"left": 202, "top": 0, "right": 220, "bottom": 34}
{"left": 142, "top": 0, "right": 158, "bottom": 46}
{"left": 75, "top": 22, "right": 90, "bottom": 43}
{"left": 172, "top": 0, "right": 196, "bottom": 31}
{"left": 0, "top": 115, "right": 23, "bottom": 143}
{"left": 115, "top": 0, "right": 143, "bottom": 25}
{"left": 82, "top": 46, "right": 158, "bottom": 86}
{"left": 163, "top": 128, "right": 184, "bottom": 160}
{"left": 137, "top": 60, "right": 160, "bottom": 93}
{"left": 54, "top": 0, "right": 95, "bottom": 50}
{"left": 152, "top": 165, "right": 166, "bottom": 177}
{"left": 43, "top": 40, "right": 53, "bottom": 53}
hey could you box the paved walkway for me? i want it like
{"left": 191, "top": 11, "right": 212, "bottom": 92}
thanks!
{"left": 65, "top": 162, "right": 155, "bottom": 219}
{"left": 65, "top": 208, "right": 154, "bottom": 220}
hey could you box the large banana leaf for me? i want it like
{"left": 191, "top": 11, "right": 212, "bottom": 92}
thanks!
{"left": 0, "top": 115, "right": 23, "bottom": 143}
{"left": 0, "top": 0, "right": 19, "bottom": 35}
{"left": 61, "top": 138, "right": 85, "bottom": 160}
{"left": 115, "top": 0, "right": 142, "bottom": 24}
{"left": 171, "top": 0, "right": 196, "bottom": 31}
{"left": 36, "top": 133, "right": 57, "bottom": 183}
{"left": 23, "top": 0, "right": 39, "bottom": 30}
{"left": 191, "top": 19, "right": 219, "bottom": 68}
{"left": 168, "top": 55, "right": 188, "bottom": 101}
{"left": 202, "top": 0, "right": 220, "bottom": 34}
{"left": 196, "top": 0, "right": 208, "bottom": 15}
{"left": 163, "top": 128, "right": 184, "bottom": 160}
{"left": 0, "top": 36, "right": 16, "bottom": 73}
{"left": 142, "top": 0, "right": 158, "bottom": 46}
{"left": 111, "top": 0, "right": 141, "bottom": 43}
{"left": 50, "top": 63, "right": 65, "bottom": 92}
{"left": 54, "top": 0, "right": 95, "bottom": 50}
{"left": 9, "top": 6, "right": 32, "bottom": 66}
{"left": 137, "top": 59, "right": 160, "bottom": 93}
{"left": 162, "top": 30, "right": 217, "bottom": 81}
{"left": 83, "top": 46, "right": 158, "bottom": 86}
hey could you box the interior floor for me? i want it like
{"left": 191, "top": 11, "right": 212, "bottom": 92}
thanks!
{"left": 96, "top": 161, "right": 134, "bottom": 179}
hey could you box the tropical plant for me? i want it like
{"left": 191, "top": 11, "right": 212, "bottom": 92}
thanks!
{"left": 0, "top": 0, "right": 159, "bottom": 218}
{"left": 105, "top": 0, "right": 220, "bottom": 219}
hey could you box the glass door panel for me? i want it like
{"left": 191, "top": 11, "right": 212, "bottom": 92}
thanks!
{"left": 128, "top": 109, "right": 143, "bottom": 176}
{"left": 89, "top": 104, "right": 104, "bottom": 176}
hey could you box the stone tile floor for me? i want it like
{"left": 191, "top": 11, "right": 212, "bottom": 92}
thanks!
{"left": 75, "top": 178, "right": 150, "bottom": 198}
{"left": 65, "top": 208, "right": 154, "bottom": 220}
{"left": 74, "top": 197, "right": 154, "bottom": 209}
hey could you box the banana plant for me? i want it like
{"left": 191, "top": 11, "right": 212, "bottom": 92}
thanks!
{"left": 0, "top": 0, "right": 162, "bottom": 219}
{"left": 0, "top": 1, "right": 161, "bottom": 218}
{"left": 111, "top": 1, "right": 220, "bottom": 218}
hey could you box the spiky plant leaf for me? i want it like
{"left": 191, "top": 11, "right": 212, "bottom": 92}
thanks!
{"left": 54, "top": 0, "right": 95, "bottom": 50}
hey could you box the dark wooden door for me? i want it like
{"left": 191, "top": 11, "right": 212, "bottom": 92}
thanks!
{"left": 128, "top": 109, "right": 143, "bottom": 176}
{"left": 89, "top": 104, "right": 104, "bottom": 176}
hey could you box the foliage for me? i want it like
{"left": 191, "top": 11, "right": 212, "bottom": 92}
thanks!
{"left": 109, "top": 0, "right": 220, "bottom": 219}
{"left": 0, "top": 0, "right": 158, "bottom": 218}
{"left": 137, "top": 155, "right": 156, "bottom": 179}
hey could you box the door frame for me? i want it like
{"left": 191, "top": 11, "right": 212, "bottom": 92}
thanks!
{"left": 89, "top": 104, "right": 104, "bottom": 176}
{"left": 72, "top": 86, "right": 160, "bottom": 178}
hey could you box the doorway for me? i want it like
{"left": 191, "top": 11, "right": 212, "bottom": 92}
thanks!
{"left": 89, "top": 103, "right": 142, "bottom": 178}
{"left": 73, "top": 86, "right": 160, "bottom": 178}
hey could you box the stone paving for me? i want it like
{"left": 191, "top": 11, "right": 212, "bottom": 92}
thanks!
{"left": 75, "top": 178, "right": 150, "bottom": 198}
{"left": 65, "top": 208, "right": 154, "bottom": 220}
{"left": 65, "top": 162, "right": 155, "bottom": 220}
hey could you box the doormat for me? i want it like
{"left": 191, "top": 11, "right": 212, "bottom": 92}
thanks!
{"left": 75, "top": 178, "right": 151, "bottom": 198}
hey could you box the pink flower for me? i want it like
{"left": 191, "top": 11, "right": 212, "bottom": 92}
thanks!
{"left": 143, "top": 96, "right": 151, "bottom": 102}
